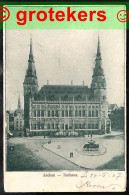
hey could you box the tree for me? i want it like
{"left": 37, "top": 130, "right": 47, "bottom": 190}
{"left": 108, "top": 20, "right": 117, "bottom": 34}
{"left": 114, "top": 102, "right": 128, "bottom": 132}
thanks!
{"left": 109, "top": 107, "right": 124, "bottom": 131}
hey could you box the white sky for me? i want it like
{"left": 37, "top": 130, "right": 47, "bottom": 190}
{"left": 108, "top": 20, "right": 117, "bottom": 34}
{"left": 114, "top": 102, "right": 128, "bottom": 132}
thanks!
{"left": 5, "top": 30, "right": 125, "bottom": 110}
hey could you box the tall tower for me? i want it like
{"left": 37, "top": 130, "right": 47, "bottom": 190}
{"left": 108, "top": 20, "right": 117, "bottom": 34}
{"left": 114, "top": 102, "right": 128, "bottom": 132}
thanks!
{"left": 23, "top": 38, "right": 38, "bottom": 134}
{"left": 91, "top": 36, "right": 106, "bottom": 101}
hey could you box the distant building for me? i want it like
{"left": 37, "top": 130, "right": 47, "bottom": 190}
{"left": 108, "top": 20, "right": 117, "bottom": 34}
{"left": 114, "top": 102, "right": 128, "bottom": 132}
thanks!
{"left": 23, "top": 37, "right": 111, "bottom": 136}
{"left": 13, "top": 95, "right": 24, "bottom": 136}
{"left": 9, "top": 111, "right": 14, "bottom": 132}
{"left": 5, "top": 111, "right": 14, "bottom": 139}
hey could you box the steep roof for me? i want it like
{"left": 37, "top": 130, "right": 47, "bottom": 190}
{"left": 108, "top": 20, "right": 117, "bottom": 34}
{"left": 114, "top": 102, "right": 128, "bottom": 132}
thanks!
{"left": 35, "top": 84, "right": 94, "bottom": 101}
{"left": 91, "top": 36, "right": 106, "bottom": 89}
{"left": 23, "top": 38, "right": 38, "bottom": 85}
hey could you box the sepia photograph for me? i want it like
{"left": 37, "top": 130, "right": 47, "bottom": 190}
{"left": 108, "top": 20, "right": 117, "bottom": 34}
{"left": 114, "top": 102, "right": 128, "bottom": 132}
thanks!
{"left": 4, "top": 29, "right": 125, "bottom": 173}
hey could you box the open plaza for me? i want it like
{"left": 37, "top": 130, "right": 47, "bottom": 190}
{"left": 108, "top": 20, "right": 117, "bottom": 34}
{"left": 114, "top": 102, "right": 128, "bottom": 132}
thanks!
{"left": 7, "top": 131, "right": 125, "bottom": 171}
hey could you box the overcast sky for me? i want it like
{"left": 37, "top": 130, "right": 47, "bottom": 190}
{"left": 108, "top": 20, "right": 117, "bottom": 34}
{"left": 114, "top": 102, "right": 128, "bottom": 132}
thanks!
{"left": 5, "top": 29, "right": 125, "bottom": 110}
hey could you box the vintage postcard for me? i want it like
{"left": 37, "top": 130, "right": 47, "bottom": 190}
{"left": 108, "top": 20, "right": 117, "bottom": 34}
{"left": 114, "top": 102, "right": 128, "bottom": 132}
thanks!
{"left": 4, "top": 5, "right": 126, "bottom": 192}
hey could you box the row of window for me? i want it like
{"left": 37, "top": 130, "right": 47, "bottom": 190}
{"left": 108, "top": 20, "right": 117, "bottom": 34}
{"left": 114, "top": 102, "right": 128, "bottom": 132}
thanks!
{"left": 33, "top": 110, "right": 99, "bottom": 117}
{"left": 93, "top": 83, "right": 106, "bottom": 88}
{"left": 33, "top": 105, "right": 99, "bottom": 110}
{"left": 16, "top": 121, "right": 23, "bottom": 128}
{"left": 31, "top": 123, "right": 99, "bottom": 130}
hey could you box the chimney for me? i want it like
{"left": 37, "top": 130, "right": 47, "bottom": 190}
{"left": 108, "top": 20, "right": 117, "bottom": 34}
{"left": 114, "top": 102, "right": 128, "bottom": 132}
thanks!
{"left": 83, "top": 81, "right": 85, "bottom": 86}
{"left": 71, "top": 80, "right": 73, "bottom": 86}
{"left": 47, "top": 80, "right": 49, "bottom": 85}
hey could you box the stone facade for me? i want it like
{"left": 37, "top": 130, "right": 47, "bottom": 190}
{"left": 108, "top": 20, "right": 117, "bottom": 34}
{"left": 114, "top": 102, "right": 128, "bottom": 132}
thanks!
{"left": 23, "top": 37, "right": 111, "bottom": 136}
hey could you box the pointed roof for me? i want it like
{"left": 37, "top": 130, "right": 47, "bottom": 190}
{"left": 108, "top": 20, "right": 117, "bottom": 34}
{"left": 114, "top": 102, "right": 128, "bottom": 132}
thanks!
{"left": 35, "top": 84, "right": 93, "bottom": 101}
{"left": 96, "top": 35, "right": 101, "bottom": 61}
{"left": 17, "top": 94, "right": 21, "bottom": 111}
{"left": 29, "top": 38, "right": 34, "bottom": 62}
{"left": 26, "top": 38, "right": 37, "bottom": 78}
{"left": 92, "top": 36, "right": 104, "bottom": 77}
{"left": 14, "top": 95, "right": 24, "bottom": 116}
{"left": 91, "top": 36, "right": 106, "bottom": 89}
{"left": 23, "top": 38, "right": 38, "bottom": 89}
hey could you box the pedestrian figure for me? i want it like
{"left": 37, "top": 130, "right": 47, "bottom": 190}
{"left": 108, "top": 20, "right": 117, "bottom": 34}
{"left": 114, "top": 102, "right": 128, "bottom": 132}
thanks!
{"left": 70, "top": 152, "right": 73, "bottom": 158}
{"left": 57, "top": 145, "right": 61, "bottom": 149}
{"left": 48, "top": 140, "right": 51, "bottom": 144}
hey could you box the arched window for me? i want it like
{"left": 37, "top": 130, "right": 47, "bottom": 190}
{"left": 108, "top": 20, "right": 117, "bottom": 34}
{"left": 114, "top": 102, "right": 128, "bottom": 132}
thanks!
{"left": 33, "top": 110, "right": 36, "bottom": 117}
{"left": 37, "top": 110, "right": 40, "bottom": 117}
{"left": 41, "top": 110, "right": 44, "bottom": 117}
{"left": 52, "top": 110, "right": 54, "bottom": 117}
{"left": 63, "top": 95, "right": 68, "bottom": 101}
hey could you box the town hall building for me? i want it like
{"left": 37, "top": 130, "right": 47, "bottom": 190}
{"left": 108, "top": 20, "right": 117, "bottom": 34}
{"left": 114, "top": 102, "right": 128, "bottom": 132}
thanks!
{"left": 23, "top": 37, "right": 111, "bottom": 136}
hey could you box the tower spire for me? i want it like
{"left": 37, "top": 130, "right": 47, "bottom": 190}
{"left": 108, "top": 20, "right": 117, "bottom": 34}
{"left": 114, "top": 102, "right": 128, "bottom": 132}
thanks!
{"left": 29, "top": 37, "right": 34, "bottom": 62}
{"left": 91, "top": 36, "right": 106, "bottom": 101}
{"left": 96, "top": 35, "right": 101, "bottom": 60}
{"left": 25, "top": 37, "right": 37, "bottom": 78}
{"left": 17, "top": 94, "right": 21, "bottom": 111}
{"left": 23, "top": 38, "right": 39, "bottom": 133}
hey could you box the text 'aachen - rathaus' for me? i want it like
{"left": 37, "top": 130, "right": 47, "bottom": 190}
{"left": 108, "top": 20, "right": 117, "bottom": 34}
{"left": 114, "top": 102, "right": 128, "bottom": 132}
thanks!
{"left": 23, "top": 37, "right": 111, "bottom": 137}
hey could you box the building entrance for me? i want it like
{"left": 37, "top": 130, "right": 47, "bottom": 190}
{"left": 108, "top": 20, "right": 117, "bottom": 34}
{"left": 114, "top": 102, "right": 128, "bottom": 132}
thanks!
{"left": 65, "top": 124, "right": 68, "bottom": 130}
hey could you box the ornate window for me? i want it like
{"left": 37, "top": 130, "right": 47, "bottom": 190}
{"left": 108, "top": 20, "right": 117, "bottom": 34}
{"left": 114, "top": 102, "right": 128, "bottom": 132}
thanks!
{"left": 41, "top": 110, "right": 44, "bottom": 117}
{"left": 37, "top": 121, "right": 40, "bottom": 129}
{"left": 95, "top": 123, "right": 99, "bottom": 129}
{"left": 82, "top": 123, "right": 85, "bottom": 129}
{"left": 34, "top": 110, "right": 36, "bottom": 117}
{"left": 33, "top": 123, "right": 36, "bottom": 129}
{"left": 63, "top": 95, "right": 68, "bottom": 101}
{"left": 48, "top": 111, "right": 50, "bottom": 117}
{"left": 69, "top": 111, "right": 73, "bottom": 117}
{"left": 96, "top": 110, "right": 98, "bottom": 117}
{"left": 47, "top": 124, "right": 50, "bottom": 129}
{"left": 88, "top": 110, "right": 91, "bottom": 117}
{"left": 65, "top": 110, "right": 68, "bottom": 117}
{"left": 55, "top": 110, "right": 59, "bottom": 117}
{"left": 62, "top": 110, "right": 64, "bottom": 117}
{"left": 75, "top": 110, "right": 78, "bottom": 117}
{"left": 41, "top": 123, "right": 44, "bottom": 129}
{"left": 55, "top": 124, "right": 58, "bottom": 129}
{"left": 82, "top": 110, "right": 85, "bottom": 117}
{"left": 92, "top": 123, "right": 95, "bottom": 129}
{"left": 79, "top": 123, "right": 81, "bottom": 129}
{"left": 52, "top": 110, "right": 54, "bottom": 117}
{"left": 88, "top": 123, "right": 91, "bottom": 129}
{"left": 61, "top": 124, "right": 64, "bottom": 129}
{"left": 37, "top": 110, "right": 40, "bottom": 117}
{"left": 75, "top": 123, "right": 78, "bottom": 129}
